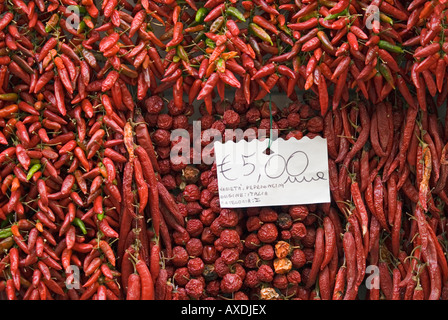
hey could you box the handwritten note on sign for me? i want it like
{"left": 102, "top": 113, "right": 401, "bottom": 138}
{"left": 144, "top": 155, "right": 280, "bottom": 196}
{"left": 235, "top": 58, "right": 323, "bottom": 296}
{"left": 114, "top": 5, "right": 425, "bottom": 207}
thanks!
{"left": 214, "top": 137, "right": 331, "bottom": 208}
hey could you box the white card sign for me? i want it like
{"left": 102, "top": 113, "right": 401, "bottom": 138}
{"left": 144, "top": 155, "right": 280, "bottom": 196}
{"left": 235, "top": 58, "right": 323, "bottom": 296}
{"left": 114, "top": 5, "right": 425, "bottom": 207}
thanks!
{"left": 214, "top": 137, "right": 331, "bottom": 208}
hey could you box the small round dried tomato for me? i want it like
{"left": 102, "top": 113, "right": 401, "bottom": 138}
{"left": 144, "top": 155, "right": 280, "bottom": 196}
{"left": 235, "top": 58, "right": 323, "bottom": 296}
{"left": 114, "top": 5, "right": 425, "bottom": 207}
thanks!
{"left": 157, "top": 159, "right": 171, "bottom": 175}
{"left": 186, "top": 219, "right": 204, "bottom": 238}
{"left": 220, "top": 248, "right": 240, "bottom": 265}
{"left": 223, "top": 109, "right": 240, "bottom": 129}
{"left": 185, "top": 278, "right": 204, "bottom": 299}
{"left": 257, "top": 264, "right": 274, "bottom": 282}
{"left": 200, "top": 170, "right": 213, "bottom": 187}
{"left": 303, "top": 248, "right": 315, "bottom": 263}
{"left": 201, "top": 227, "right": 217, "bottom": 244}
{"left": 200, "top": 209, "right": 216, "bottom": 226}
{"left": 273, "top": 274, "right": 288, "bottom": 289}
{"left": 185, "top": 238, "right": 203, "bottom": 257}
{"left": 219, "top": 229, "right": 240, "bottom": 248}
{"left": 281, "top": 230, "right": 292, "bottom": 241}
{"left": 185, "top": 201, "right": 203, "bottom": 216}
{"left": 285, "top": 101, "right": 300, "bottom": 114}
{"left": 302, "top": 213, "right": 318, "bottom": 226}
{"left": 220, "top": 273, "right": 243, "bottom": 294}
{"left": 172, "top": 246, "right": 189, "bottom": 267}
{"left": 232, "top": 101, "right": 248, "bottom": 114}
{"left": 206, "top": 178, "right": 219, "bottom": 195}
{"left": 246, "top": 216, "right": 262, "bottom": 232}
{"left": 290, "top": 222, "right": 307, "bottom": 240}
{"left": 173, "top": 229, "right": 191, "bottom": 246}
{"left": 299, "top": 104, "right": 316, "bottom": 119}
{"left": 287, "top": 269, "right": 302, "bottom": 284}
{"left": 282, "top": 283, "right": 299, "bottom": 298}
{"left": 176, "top": 287, "right": 188, "bottom": 300}
{"left": 144, "top": 95, "right": 164, "bottom": 114}
{"left": 202, "top": 245, "right": 219, "bottom": 264}
{"left": 244, "top": 233, "right": 261, "bottom": 250}
{"left": 170, "top": 156, "right": 188, "bottom": 172}
{"left": 287, "top": 112, "right": 301, "bottom": 128}
{"left": 244, "top": 251, "right": 261, "bottom": 269}
{"left": 183, "top": 184, "right": 201, "bottom": 202}
{"left": 235, "top": 237, "right": 244, "bottom": 253}
{"left": 145, "top": 113, "right": 159, "bottom": 127}
{"left": 218, "top": 209, "right": 239, "bottom": 228}
{"left": 156, "top": 147, "right": 171, "bottom": 161}
{"left": 258, "top": 244, "right": 275, "bottom": 261}
{"left": 277, "top": 118, "right": 290, "bottom": 130}
{"left": 244, "top": 270, "right": 260, "bottom": 288}
{"left": 300, "top": 267, "right": 312, "bottom": 287}
{"left": 232, "top": 262, "right": 246, "bottom": 281}
{"left": 205, "top": 280, "right": 220, "bottom": 297}
{"left": 178, "top": 203, "right": 188, "bottom": 218}
{"left": 157, "top": 113, "right": 173, "bottom": 130}
{"left": 290, "top": 248, "right": 307, "bottom": 269}
{"left": 161, "top": 174, "right": 177, "bottom": 190}
{"left": 199, "top": 189, "right": 213, "bottom": 207}
{"left": 211, "top": 120, "right": 226, "bottom": 134}
{"left": 173, "top": 267, "right": 190, "bottom": 286}
{"left": 214, "top": 257, "right": 230, "bottom": 277}
{"left": 199, "top": 114, "right": 215, "bottom": 130}
{"left": 246, "top": 107, "right": 261, "bottom": 123}
{"left": 172, "top": 114, "right": 189, "bottom": 130}
{"left": 152, "top": 129, "right": 171, "bottom": 147}
{"left": 234, "top": 291, "right": 249, "bottom": 300}
{"left": 201, "top": 128, "right": 219, "bottom": 147}
{"left": 306, "top": 116, "right": 324, "bottom": 133}
{"left": 277, "top": 213, "right": 293, "bottom": 230}
{"left": 167, "top": 99, "right": 186, "bottom": 116}
{"left": 257, "top": 223, "right": 278, "bottom": 243}
{"left": 259, "top": 208, "right": 278, "bottom": 223}
{"left": 296, "top": 286, "right": 311, "bottom": 300}
{"left": 213, "top": 237, "right": 225, "bottom": 252}
{"left": 187, "top": 257, "right": 205, "bottom": 277}
{"left": 301, "top": 227, "right": 317, "bottom": 248}
{"left": 210, "top": 219, "right": 225, "bottom": 237}
{"left": 259, "top": 118, "right": 279, "bottom": 132}
{"left": 289, "top": 205, "right": 309, "bottom": 221}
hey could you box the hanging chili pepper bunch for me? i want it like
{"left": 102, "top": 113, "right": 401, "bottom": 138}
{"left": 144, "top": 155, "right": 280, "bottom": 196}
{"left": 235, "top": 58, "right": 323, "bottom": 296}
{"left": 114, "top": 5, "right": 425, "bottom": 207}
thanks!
{"left": 147, "top": 0, "right": 448, "bottom": 116}
{"left": 324, "top": 90, "right": 448, "bottom": 299}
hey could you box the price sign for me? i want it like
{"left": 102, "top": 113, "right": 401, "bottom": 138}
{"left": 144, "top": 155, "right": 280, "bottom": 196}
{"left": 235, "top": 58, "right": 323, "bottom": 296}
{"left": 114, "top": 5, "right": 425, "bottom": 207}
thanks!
{"left": 214, "top": 137, "right": 331, "bottom": 208}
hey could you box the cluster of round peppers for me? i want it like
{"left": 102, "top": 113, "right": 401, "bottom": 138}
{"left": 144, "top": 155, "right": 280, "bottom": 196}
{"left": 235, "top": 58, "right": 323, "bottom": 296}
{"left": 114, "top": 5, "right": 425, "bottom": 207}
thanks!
{"left": 0, "top": 0, "right": 446, "bottom": 300}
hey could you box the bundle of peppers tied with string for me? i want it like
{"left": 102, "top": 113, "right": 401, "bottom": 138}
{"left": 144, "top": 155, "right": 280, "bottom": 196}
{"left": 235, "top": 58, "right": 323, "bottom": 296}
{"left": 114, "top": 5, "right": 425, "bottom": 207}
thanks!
{"left": 0, "top": 0, "right": 446, "bottom": 300}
